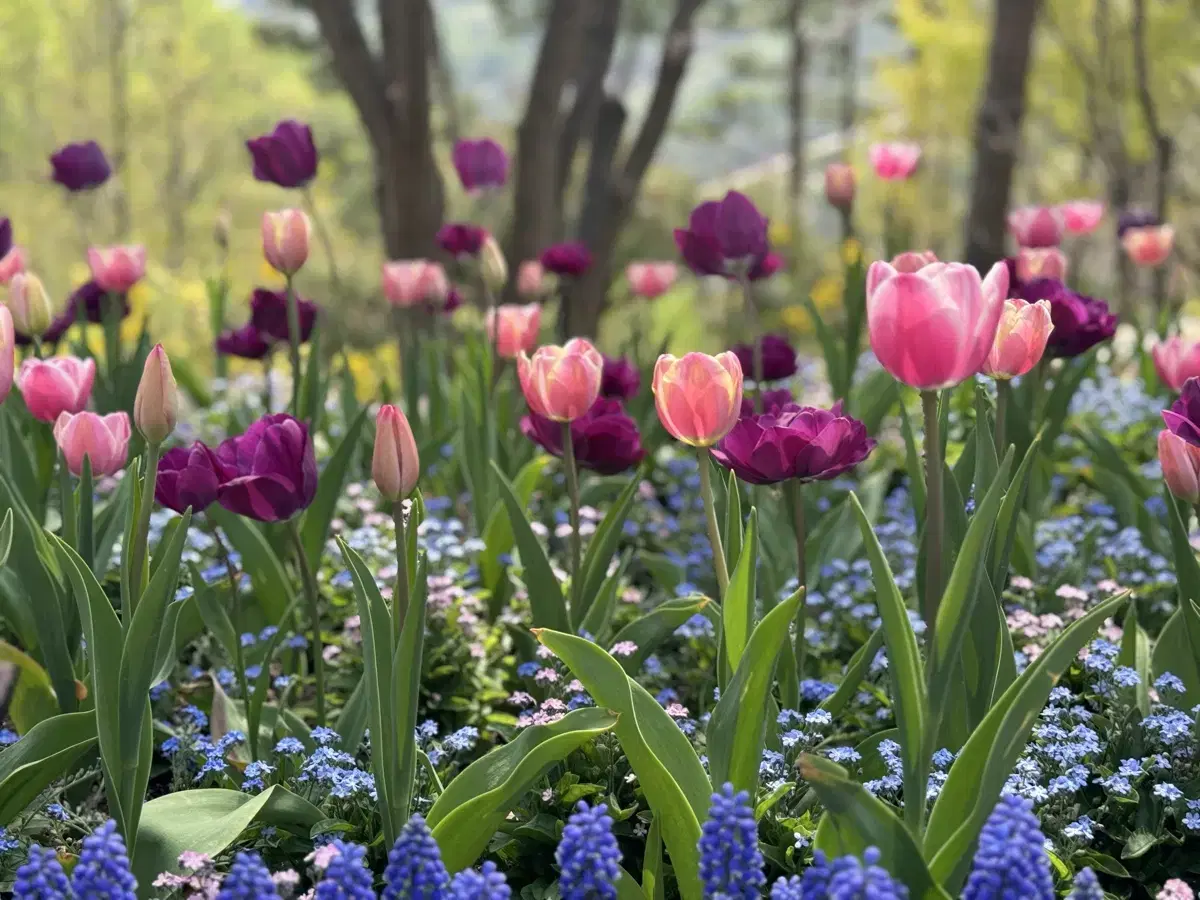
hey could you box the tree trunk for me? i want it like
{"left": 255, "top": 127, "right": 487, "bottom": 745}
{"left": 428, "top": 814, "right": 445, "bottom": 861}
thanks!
{"left": 787, "top": 0, "right": 808, "bottom": 254}
{"left": 962, "top": 0, "right": 1044, "bottom": 273}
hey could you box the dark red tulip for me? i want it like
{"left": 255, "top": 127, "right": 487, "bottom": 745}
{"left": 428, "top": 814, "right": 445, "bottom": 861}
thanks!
{"left": 521, "top": 397, "right": 645, "bottom": 476}
{"left": 216, "top": 324, "right": 272, "bottom": 360}
{"left": 249, "top": 287, "right": 317, "bottom": 344}
{"left": 732, "top": 333, "right": 797, "bottom": 383}
{"left": 739, "top": 388, "right": 795, "bottom": 418}
{"left": 600, "top": 355, "right": 640, "bottom": 400}
{"left": 436, "top": 223, "right": 488, "bottom": 259}
{"left": 156, "top": 443, "right": 225, "bottom": 513}
{"left": 214, "top": 414, "right": 317, "bottom": 522}
{"left": 50, "top": 141, "right": 111, "bottom": 192}
{"left": 246, "top": 120, "right": 318, "bottom": 189}
{"left": 14, "top": 309, "right": 76, "bottom": 348}
{"left": 1018, "top": 278, "right": 1116, "bottom": 358}
{"left": 69, "top": 279, "right": 128, "bottom": 323}
{"left": 0, "top": 217, "right": 11, "bottom": 259}
{"left": 452, "top": 138, "right": 509, "bottom": 191}
{"left": 1163, "top": 377, "right": 1200, "bottom": 447}
{"left": 674, "top": 191, "right": 769, "bottom": 277}
{"left": 540, "top": 242, "right": 592, "bottom": 277}
{"left": 441, "top": 287, "right": 464, "bottom": 314}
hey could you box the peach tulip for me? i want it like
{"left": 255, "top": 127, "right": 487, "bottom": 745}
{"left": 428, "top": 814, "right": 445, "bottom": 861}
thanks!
{"left": 0, "top": 306, "right": 12, "bottom": 404}
{"left": 487, "top": 304, "right": 541, "bottom": 359}
{"left": 1159, "top": 429, "right": 1200, "bottom": 504}
{"left": 517, "top": 338, "right": 603, "bottom": 423}
{"left": 824, "top": 163, "right": 856, "bottom": 210}
{"left": 981, "top": 299, "right": 1053, "bottom": 380}
{"left": 262, "top": 209, "right": 311, "bottom": 276}
{"left": 1058, "top": 200, "right": 1104, "bottom": 235}
{"left": 0, "top": 246, "right": 26, "bottom": 285}
{"left": 866, "top": 260, "right": 1008, "bottom": 390}
{"left": 1007, "top": 205, "right": 1064, "bottom": 248}
{"left": 54, "top": 410, "right": 131, "bottom": 477}
{"left": 87, "top": 245, "right": 146, "bottom": 293}
{"left": 652, "top": 351, "right": 743, "bottom": 447}
{"left": 134, "top": 344, "right": 178, "bottom": 443}
{"left": 890, "top": 251, "right": 938, "bottom": 273}
{"left": 1152, "top": 337, "right": 1200, "bottom": 393}
{"left": 868, "top": 142, "right": 921, "bottom": 181}
{"left": 6, "top": 272, "right": 52, "bottom": 336}
{"left": 1016, "top": 247, "right": 1068, "bottom": 283}
{"left": 517, "top": 261, "right": 549, "bottom": 298}
{"left": 372, "top": 404, "right": 420, "bottom": 501}
{"left": 626, "top": 262, "right": 678, "bottom": 300}
{"left": 1123, "top": 225, "right": 1174, "bottom": 267}
{"left": 17, "top": 356, "right": 95, "bottom": 422}
{"left": 382, "top": 260, "right": 449, "bottom": 308}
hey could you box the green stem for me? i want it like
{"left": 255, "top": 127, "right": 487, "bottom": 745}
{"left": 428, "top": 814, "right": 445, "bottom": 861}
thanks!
{"left": 739, "top": 275, "right": 763, "bottom": 410}
{"left": 287, "top": 519, "right": 326, "bottom": 726}
{"left": 697, "top": 448, "right": 730, "bottom": 597}
{"left": 994, "top": 379, "right": 1009, "bottom": 454}
{"left": 562, "top": 422, "right": 583, "bottom": 623}
{"left": 302, "top": 187, "right": 343, "bottom": 295}
{"left": 284, "top": 276, "right": 302, "bottom": 416}
{"left": 392, "top": 501, "right": 411, "bottom": 647}
{"left": 214, "top": 527, "right": 254, "bottom": 759}
{"left": 921, "top": 390, "right": 943, "bottom": 637}
{"left": 126, "top": 441, "right": 161, "bottom": 623}
{"left": 103, "top": 293, "right": 122, "bottom": 389}
{"left": 789, "top": 481, "right": 807, "bottom": 676}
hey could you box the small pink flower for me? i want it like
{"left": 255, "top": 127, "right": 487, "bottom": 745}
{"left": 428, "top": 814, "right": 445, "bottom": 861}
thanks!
{"left": 1153, "top": 337, "right": 1200, "bottom": 393}
{"left": 610, "top": 640, "right": 638, "bottom": 657}
{"left": 1016, "top": 246, "right": 1068, "bottom": 283}
{"left": 87, "top": 244, "right": 146, "bottom": 293}
{"left": 487, "top": 304, "right": 541, "bottom": 358}
{"left": 0, "top": 245, "right": 26, "bottom": 284}
{"left": 306, "top": 843, "right": 342, "bottom": 871}
{"left": 1058, "top": 200, "right": 1105, "bottom": 235}
{"left": 53, "top": 410, "right": 131, "bottom": 476}
{"left": 178, "top": 851, "right": 213, "bottom": 872}
{"left": 626, "top": 261, "right": 678, "bottom": 299}
{"left": 981, "top": 298, "right": 1053, "bottom": 380}
{"left": 1007, "top": 205, "right": 1064, "bottom": 248}
{"left": 1123, "top": 224, "right": 1174, "bottom": 267}
{"left": 1158, "top": 880, "right": 1195, "bottom": 900}
{"left": 17, "top": 356, "right": 96, "bottom": 422}
{"left": 381, "top": 260, "right": 449, "bottom": 308}
{"left": 868, "top": 142, "right": 921, "bottom": 181}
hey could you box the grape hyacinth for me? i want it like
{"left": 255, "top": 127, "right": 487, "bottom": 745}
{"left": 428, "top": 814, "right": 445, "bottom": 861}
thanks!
{"left": 449, "top": 861, "right": 511, "bottom": 900}
{"left": 770, "top": 874, "right": 804, "bottom": 900}
{"left": 698, "top": 784, "right": 766, "bottom": 899}
{"left": 1068, "top": 868, "right": 1104, "bottom": 900}
{"left": 382, "top": 815, "right": 450, "bottom": 900}
{"left": 71, "top": 820, "right": 137, "bottom": 900}
{"left": 555, "top": 801, "right": 622, "bottom": 900}
{"left": 13, "top": 845, "right": 73, "bottom": 900}
{"left": 315, "top": 841, "right": 376, "bottom": 900}
{"left": 795, "top": 851, "right": 833, "bottom": 899}
{"left": 217, "top": 851, "right": 281, "bottom": 899}
{"left": 825, "top": 848, "right": 908, "bottom": 900}
{"left": 962, "top": 795, "right": 1054, "bottom": 900}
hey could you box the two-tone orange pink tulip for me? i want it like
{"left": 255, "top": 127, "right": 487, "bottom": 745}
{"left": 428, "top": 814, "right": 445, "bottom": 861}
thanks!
{"left": 981, "top": 299, "right": 1054, "bottom": 380}
{"left": 517, "top": 338, "right": 603, "bottom": 423}
{"left": 652, "top": 352, "right": 743, "bottom": 447}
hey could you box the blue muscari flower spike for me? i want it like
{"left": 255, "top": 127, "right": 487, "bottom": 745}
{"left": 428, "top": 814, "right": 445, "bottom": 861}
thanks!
{"left": 217, "top": 851, "right": 280, "bottom": 899}
{"left": 796, "top": 851, "right": 833, "bottom": 899}
{"left": 825, "top": 848, "right": 908, "bottom": 899}
{"left": 1067, "top": 867, "right": 1104, "bottom": 900}
{"left": 383, "top": 815, "right": 450, "bottom": 900}
{"left": 698, "top": 783, "right": 766, "bottom": 899}
{"left": 71, "top": 820, "right": 137, "bottom": 900}
{"left": 14, "top": 845, "right": 73, "bottom": 900}
{"left": 449, "top": 861, "right": 511, "bottom": 899}
{"left": 315, "top": 840, "right": 376, "bottom": 900}
{"left": 556, "top": 801, "right": 621, "bottom": 900}
{"left": 962, "top": 795, "right": 1054, "bottom": 900}
{"left": 770, "top": 874, "right": 804, "bottom": 900}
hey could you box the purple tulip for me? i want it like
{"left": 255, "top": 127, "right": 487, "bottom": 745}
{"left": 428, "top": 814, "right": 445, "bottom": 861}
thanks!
{"left": 732, "top": 333, "right": 797, "bottom": 383}
{"left": 1018, "top": 278, "right": 1117, "bottom": 358}
{"left": 49, "top": 141, "right": 111, "bottom": 192}
{"left": 712, "top": 404, "right": 874, "bottom": 486}
{"left": 748, "top": 252, "right": 784, "bottom": 282}
{"left": 674, "top": 191, "right": 769, "bottom": 277}
{"left": 1117, "top": 208, "right": 1160, "bottom": 239}
{"left": 452, "top": 138, "right": 509, "bottom": 191}
{"left": 69, "top": 279, "right": 129, "bottom": 323}
{"left": 436, "top": 223, "right": 488, "bottom": 259}
{"left": 216, "top": 324, "right": 273, "bottom": 360}
{"left": 156, "top": 443, "right": 225, "bottom": 513}
{"left": 0, "top": 217, "right": 12, "bottom": 259}
{"left": 520, "top": 398, "right": 646, "bottom": 476}
{"left": 600, "top": 355, "right": 640, "bottom": 400}
{"left": 249, "top": 287, "right": 317, "bottom": 344}
{"left": 540, "top": 242, "right": 593, "bottom": 278}
{"left": 442, "top": 287, "right": 464, "bottom": 314}
{"left": 740, "top": 387, "right": 795, "bottom": 418}
{"left": 246, "top": 120, "right": 318, "bottom": 189}
{"left": 214, "top": 414, "right": 317, "bottom": 522}
{"left": 1163, "top": 378, "right": 1200, "bottom": 446}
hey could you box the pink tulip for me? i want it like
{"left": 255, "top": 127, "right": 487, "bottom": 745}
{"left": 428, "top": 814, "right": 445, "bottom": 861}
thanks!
{"left": 868, "top": 142, "right": 921, "bottom": 181}
{"left": 17, "top": 356, "right": 96, "bottom": 422}
{"left": 652, "top": 351, "right": 743, "bottom": 447}
{"left": 1006, "top": 205, "right": 1064, "bottom": 248}
{"left": 262, "top": 209, "right": 311, "bottom": 276}
{"left": 1159, "top": 429, "right": 1200, "bottom": 503}
{"left": 824, "top": 163, "right": 856, "bottom": 210}
{"left": 1015, "top": 246, "right": 1068, "bottom": 283}
{"left": 517, "top": 338, "right": 604, "bottom": 423}
{"left": 517, "top": 261, "right": 549, "bottom": 298}
{"left": 372, "top": 404, "right": 420, "bottom": 501}
{"left": 1123, "top": 225, "right": 1174, "bottom": 267}
{"left": 381, "top": 260, "right": 449, "bottom": 308}
{"left": 866, "top": 259, "right": 1008, "bottom": 390}
{"left": 981, "top": 299, "right": 1053, "bottom": 379}
{"left": 0, "top": 246, "right": 26, "bottom": 285}
{"left": 1152, "top": 337, "right": 1200, "bottom": 393}
{"left": 486, "top": 304, "right": 541, "bottom": 359}
{"left": 87, "top": 245, "right": 146, "bottom": 293}
{"left": 626, "top": 262, "right": 678, "bottom": 299}
{"left": 1058, "top": 200, "right": 1104, "bottom": 235}
{"left": 134, "top": 344, "right": 178, "bottom": 443}
{"left": 0, "top": 306, "right": 13, "bottom": 404}
{"left": 890, "top": 251, "right": 938, "bottom": 273}
{"left": 53, "top": 411, "right": 130, "bottom": 477}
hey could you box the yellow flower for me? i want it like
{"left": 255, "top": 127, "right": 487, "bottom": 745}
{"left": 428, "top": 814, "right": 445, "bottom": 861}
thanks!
{"left": 840, "top": 238, "right": 863, "bottom": 267}
{"left": 768, "top": 220, "right": 792, "bottom": 248}
{"left": 781, "top": 305, "right": 814, "bottom": 334}
{"left": 810, "top": 275, "right": 842, "bottom": 312}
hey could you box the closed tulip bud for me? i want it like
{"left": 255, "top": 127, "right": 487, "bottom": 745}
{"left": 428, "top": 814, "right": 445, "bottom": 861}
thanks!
{"left": 981, "top": 299, "right": 1054, "bottom": 380}
{"left": 1159, "top": 429, "right": 1200, "bottom": 504}
{"left": 1122, "top": 224, "right": 1174, "bottom": 268}
{"left": 262, "top": 209, "right": 311, "bottom": 276}
{"left": 88, "top": 245, "right": 146, "bottom": 293}
{"left": 517, "top": 338, "right": 604, "bottom": 423}
{"left": 517, "top": 260, "right": 549, "bottom": 298}
{"left": 382, "top": 260, "right": 448, "bottom": 308}
{"left": 1007, "top": 205, "right": 1064, "bottom": 248}
{"left": 652, "top": 351, "right": 743, "bottom": 447}
{"left": 0, "top": 306, "right": 12, "bottom": 405}
{"left": 824, "top": 163, "right": 856, "bottom": 210}
{"left": 372, "top": 404, "right": 419, "bottom": 501}
{"left": 6, "top": 272, "right": 52, "bottom": 336}
{"left": 868, "top": 142, "right": 921, "bottom": 181}
{"left": 481, "top": 235, "right": 508, "bottom": 292}
{"left": 626, "top": 262, "right": 677, "bottom": 300}
{"left": 54, "top": 411, "right": 131, "bottom": 477}
{"left": 134, "top": 343, "right": 178, "bottom": 443}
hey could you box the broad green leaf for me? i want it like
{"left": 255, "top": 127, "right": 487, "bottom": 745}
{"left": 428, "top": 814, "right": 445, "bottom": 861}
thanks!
{"left": 480, "top": 454, "right": 551, "bottom": 595}
{"left": 428, "top": 707, "right": 619, "bottom": 871}
{"left": 0, "top": 508, "right": 12, "bottom": 566}
{"left": 300, "top": 407, "right": 368, "bottom": 570}
{"left": 820, "top": 628, "right": 884, "bottom": 717}
{"left": 93, "top": 476, "right": 132, "bottom": 577}
{"left": 989, "top": 433, "right": 1042, "bottom": 592}
{"left": 1118, "top": 599, "right": 1152, "bottom": 716}
{"left": 208, "top": 507, "right": 293, "bottom": 623}
{"left": 491, "top": 462, "right": 569, "bottom": 632}
{"left": 854, "top": 369, "right": 900, "bottom": 437}
{"left": 723, "top": 509, "right": 758, "bottom": 669}
{"left": 579, "top": 552, "right": 630, "bottom": 642}
{"left": 708, "top": 588, "right": 803, "bottom": 796}
{"left": 0, "top": 639, "right": 58, "bottom": 732}
{"left": 971, "top": 386, "right": 999, "bottom": 497}
{"left": 723, "top": 468, "right": 743, "bottom": 576}
{"left": 337, "top": 677, "right": 370, "bottom": 755}
{"left": 642, "top": 815, "right": 664, "bottom": 900}
{"left": 535, "top": 631, "right": 708, "bottom": 900}
{"left": 608, "top": 595, "right": 712, "bottom": 674}
{"left": 192, "top": 567, "right": 238, "bottom": 661}
{"left": 0, "top": 710, "right": 96, "bottom": 822}
{"left": 391, "top": 553, "right": 429, "bottom": 829}
{"left": 1153, "top": 490, "right": 1200, "bottom": 708}
{"left": 577, "top": 474, "right": 641, "bottom": 623}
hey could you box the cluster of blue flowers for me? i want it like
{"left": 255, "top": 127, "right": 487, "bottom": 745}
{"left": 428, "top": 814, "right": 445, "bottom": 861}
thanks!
{"left": 14, "top": 820, "right": 136, "bottom": 900}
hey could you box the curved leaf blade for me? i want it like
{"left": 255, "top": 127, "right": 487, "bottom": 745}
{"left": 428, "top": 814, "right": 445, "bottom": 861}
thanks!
{"left": 0, "top": 710, "right": 96, "bottom": 822}
{"left": 492, "top": 461, "right": 568, "bottom": 632}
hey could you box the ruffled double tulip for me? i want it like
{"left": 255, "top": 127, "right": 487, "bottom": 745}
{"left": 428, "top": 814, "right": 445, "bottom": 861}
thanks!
{"left": 521, "top": 397, "right": 646, "bottom": 476}
{"left": 452, "top": 138, "right": 508, "bottom": 191}
{"left": 674, "top": 191, "right": 770, "bottom": 277}
{"left": 436, "top": 223, "right": 488, "bottom": 259}
{"left": 732, "top": 333, "right": 797, "bottom": 383}
{"left": 18, "top": 357, "right": 95, "bottom": 422}
{"left": 653, "top": 351, "right": 743, "bottom": 447}
{"left": 889, "top": 250, "right": 937, "bottom": 273}
{"left": 382, "top": 260, "right": 449, "bottom": 308}
{"left": 713, "top": 403, "right": 874, "bottom": 485}
{"left": 600, "top": 355, "right": 640, "bottom": 400}
{"left": 865, "top": 260, "right": 1008, "bottom": 390}
{"left": 824, "top": 163, "right": 856, "bottom": 210}
{"left": 216, "top": 324, "right": 272, "bottom": 360}
{"left": 1153, "top": 337, "right": 1200, "bottom": 393}
{"left": 1015, "top": 246, "right": 1068, "bottom": 283}
{"left": 156, "top": 443, "right": 224, "bottom": 514}
{"left": 868, "top": 142, "right": 921, "bottom": 181}
{"left": 88, "top": 245, "right": 146, "bottom": 294}
{"left": 0, "top": 306, "right": 12, "bottom": 404}
{"left": 54, "top": 411, "right": 130, "bottom": 476}
{"left": 372, "top": 404, "right": 420, "bottom": 501}
{"left": 517, "top": 261, "right": 549, "bottom": 298}
{"left": 250, "top": 287, "right": 317, "bottom": 344}
{"left": 517, "top": 338, "right": 604, "bottom": 423}
{"left": 740, "top": 387, "right": 794, "bottom": 418}
{"left": 262, "top": 210, "right": 311, "bottom": 276}
{"left": 1160, "top": 379, "right": 1200, "bottom": 502}
{"left": 246, "top": 120, "right": 318, "bottom": 189}
{"left": 1059, "top": 200, "right": 1104, "bottom": 235}
{"left": 1122, "top": 224, "right": 1174, "bottom": 268}
{"left": 540, "top": 242, "right": 592, "bottom": 278}
{"left": 626, "top": 262, "right": 677, "bottom": 299}
{"left": 487, "top": 304, "right": 541, "bottom": 359}
{"left": 1007, "top": 206, "right": 1063, "bottom": 248}
{"left": 214, "top": 414, "right": 317, "bottom": 522}
{"left": 1017, "top": 278, "right": 1117, "bottom": 358}
{"left": 980, "top": 299, "right": 1053, "bottom": 380}
{"left": 49, "top": 141, "right": 111, "bottom": 192}
{"left": 6, "top": 272, "right": 52, "bottom": 337}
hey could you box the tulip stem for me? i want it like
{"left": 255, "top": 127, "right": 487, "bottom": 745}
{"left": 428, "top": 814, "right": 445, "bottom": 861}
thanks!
{"left": 214, "top": 526, "right": 254, "bottom": 760}
{"left": 302, "top": 187, "right": 343, "bottom": 296}
{"left": 284, "top": 276, "right": 302, "bottom": 416}
{"left": 57, "top": 454, "right": 78, "bottom": 552}
{"left": 738, "top": 274, "right": 764, "bottom": 410}
{"left": 287, "top": 519, "right": 326, "bottom": 726}
{"left": 126, "top": 441, "right": 161, "bottom": 623}
{"left": 789, "top": 480, "right": 808, "bottom": 676}
{"left": 392, "top": 501, "right": 411, "bottom": 647}
{"left": 562, "top": 423, "right": 584, "bottom": 622}
{"left": 994, "top": 380, "right": 1010, "bottom": 454}
{"left": 921, "top": 390, "right": 944, "bottom": 638}
{"left": 103, "top": 293, "right": 122, "bottom": 388}
{"left": 697, "top": 448, "right": 730, "bottom": 597}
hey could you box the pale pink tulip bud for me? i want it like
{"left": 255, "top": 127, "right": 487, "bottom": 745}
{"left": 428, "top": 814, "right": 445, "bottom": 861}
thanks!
{"left": 0, "top": 306, "right": 13, "bottom": 405}
{"left": 1159, "top": 429, "right": 1200, "bottom": 504}
{"left": 372, "top": 404, "right": 419, "bottom": 501}
{"left": 653, "top": 352, "right": 744, "bottom": 447}
{"left": 6, "top": 271, "right": 52, "bottom": 336}
{"left": 88, "top": 245, "right": 147, "bottom": 293}
{"left": 134, "top": 343, "right": 178, "bottom": 443}
{"left": 824, "top": 163, "right": 856, "bottom": 210}
{"left": 0, "top": 246, "right": 26, "bottom": 285}
{"left": 487, "top": 304, "right": 541, "bottom": 358}
{"left": 626, "top": 262, "right": 678, "bottom": 299}
{"left": 868, "top": 142, "right": 921, "bottom": 181}
{"left": 1058, "top": 200, "right": 1104, "bottom": 235}
{"left": 54, "top": 411, "right": 131, "bottom": 477}
{"left": 1016, "top": 247, "right": 1068, "bottom": 283}
{"left": 1007, "top": 205, "right": 1064, "bottom": 248}
{"left": 1152, "top": 337, "right": 1200, "bottom": 393}
{"left": 889, "top": 251, "right": 938, "bottom": 274}
{"left": 517, "top": 261, "right": 549, "bottom": 298}
{"left": 480, "top": 236, "right": 509, "bottom": 293}
{"left": 981, "top": 299, "right": 1053, "bottom": 380}
{"left": 17, "top": 357, "right": 95, "bottom": 422}
{"left": 517, "top": 338, "right": 603, "bottom": 423}
{"left": 261, "top": 209, "right": 311, "bottom": 276}
{"left": 381, "top": 260, "right": 449, "bottom": 308}
{"left": 1123, "top": 225, "right": 1174, "bottom": 267}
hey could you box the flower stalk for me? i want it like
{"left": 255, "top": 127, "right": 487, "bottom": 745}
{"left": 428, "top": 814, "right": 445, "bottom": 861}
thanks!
{"left": 697, "top": 448, "right": 730, "bottom": 597}
{"left": 921, "top": 389, "right": 943, "bottom": 636}
{"left": 562, "top": 423, "right": 583, "bottom": 619}
{"left": 287, "top": 519, "right": 326, "bottom": 726}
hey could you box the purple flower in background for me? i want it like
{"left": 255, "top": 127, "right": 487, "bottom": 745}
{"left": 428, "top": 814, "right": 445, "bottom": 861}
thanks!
{"left": 71, "top": 820, "right": 137, "bottom": 900}
{"left": 732, "top": 333, "right": 797, "bottom": 383}
{"left": 698, "top": 784, "right": 765, "bottom": 899}
{"left": 69, "top": 279, "right": 128, "bottom": 323}
{"left": 674, "top": 191, "right": 769, "bottom": 277}
{"left": 437, "top": 223, "right": 488, "bottom": 259}
{"left": 50, "top": 141, "right": 111, "bottom": 192}
{"left": 246, "top": 120, "right": 318, "bottom": 189}
{"left": 0, "top": 217, "right": 12, "bottom": 259}
{"left": 540, "top": 242, "right": 592, "bottom": 277}
{"left": 452, "top": 138, "right": 509, "bottom": 191}
{"left": 214, "top": 414, "right": 317, "bottom": 522}
{"left": 748, "top": 251, "right": 784, "bottom": 282}
{"left": 249, "top": 287, "right": 316, "bottom": 344}
{"left": 382, "top": 815, "right": 450, "bottom": 900}
{"left": 215, "top": 851, "right": 278, "bottom": 900}
{"left": 521, "top": 398, "right": 645, "bottom": 475}
{"left": 600, "top": 355, "right": 640, "bottom": 400}
{"left": 1117, "top": 208, "right": 1160, "bottom": 238}
{"left": 713, "top": 403, "right": 873, "bottom": 486}
{"left": 216, "top": 323, "right": 273, "bottom": 360}
{"left": 1162, "top": 377, "right": 1200, "bottom": 446}
{"left": 962, "top": 795, "right": 1053, "bottom": 900}
{"left": 442, "top": 287, "right": 464, "bottom": 314}
{"left": 156, "top": 443, "right": 225, "bottom": 514}
{"left": 740, "top": 388, "right": 794, "bottom": 418}
{"left": 1018, "top": 278, "right": 1116, "bottom": 358}
{"left": 556, "top": 802, "right": 621, "bottom": 900}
